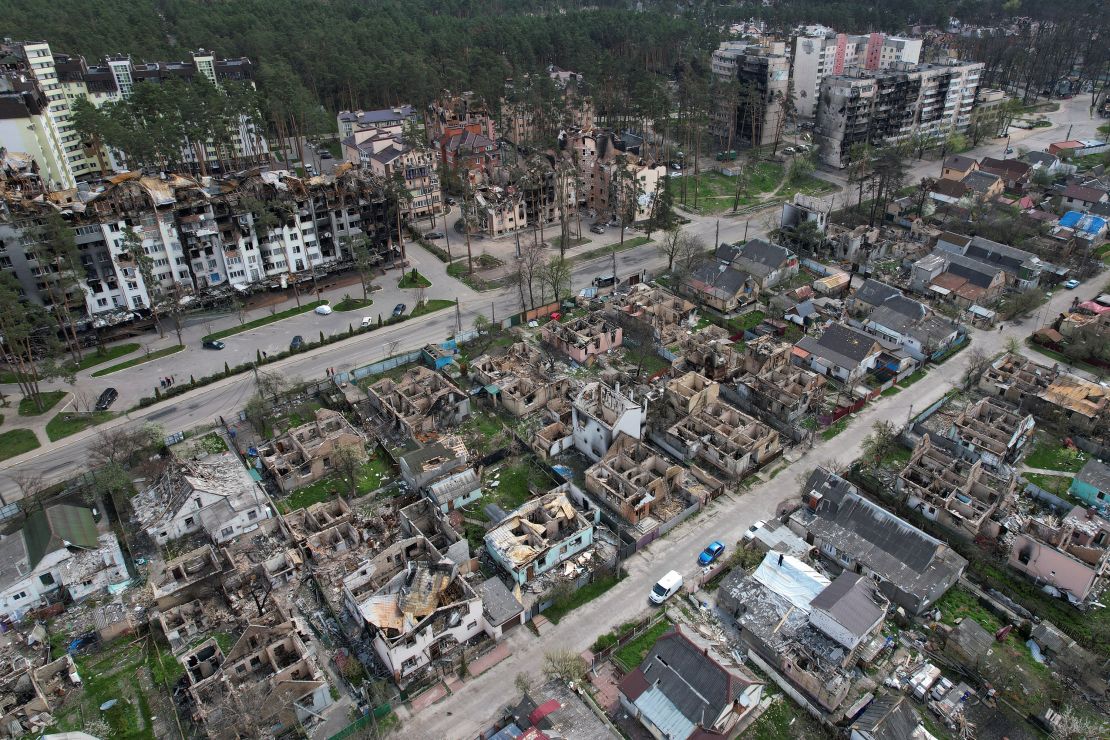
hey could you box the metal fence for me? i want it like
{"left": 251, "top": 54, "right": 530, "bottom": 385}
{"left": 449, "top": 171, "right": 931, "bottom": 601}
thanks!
{"left": 326, "top": 703, "right": 392, "bottom": 740}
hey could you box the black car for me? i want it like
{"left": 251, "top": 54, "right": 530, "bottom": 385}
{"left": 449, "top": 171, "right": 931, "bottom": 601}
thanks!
{"left": 290, "top": 335, "right": 305, "bottom": 351}
{"left": 392, "top": 303, "right": 406, "bottom": 317}
{"left": 320, "top": 152, "right": 333, "bottom": 160}
{"left": 446, "top": 197, "right": 457, "bottom": 206}
{"left": 424, "top": 231, "right": 445, "bottom": 240}
{"left": 95, "top": 387, "right": 118, "bottom": 411}
{"left": 202, "top": 339, "right": 225, "bottom": 350}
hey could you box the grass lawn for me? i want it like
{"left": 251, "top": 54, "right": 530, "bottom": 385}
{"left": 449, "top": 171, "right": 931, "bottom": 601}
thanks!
{"left": 1024, "top": 472, "right": 1073, "bottom": 498}
{"left": 333, "top": 297, "right": 373, "bottom": 311}
{"left": 820, "top": 417, "right": 850, "bottom": 441}
{"left": 1023, "top": 438, "right": 1088, "bottom": 472}
{"left": 543, "top": 573, "right": 623, "bottom": 624}
{"left": 45, "top": 411, "right": 114, "bottom": 441}
{"left": 490, "top": 462, "right": 537, "bottom": 511}
{"left": 898, "top": 369, "right": 927, "bottom": 388}
{"left": 744, "top": 694, "right": 828, "bottom": 740}
{"left": 789, "top": 173, "right": 838, "bottom": 197}
{"left": 410, "top": 299, "right": 455, "bottom": 318}
{"left": 195, "top": 432, "right": 228, "bottom": 455}
{"left": 18, "top": 390, "right": 66, "bottom": 416}
{"left": 630, "top": 350, "right": 672, "bottom": 377}
{"left": 613, "top": 619, "right": 672, "bottom": 671}
{"left": 0, "top": 429, "right": 39, "bottom": 461}
{"left": 727, "top": 310, "right": 765, "bottom": 334}
{"left": 574, "top": 235, "right": 651, "bottom": 263}
{"left": 398, "top": 269, "right": 432, "bottom": 288}
{"left": 202, "top": 301, "right": 326, "bottom": 342}
{"left": 880, "top": 385, "right": 902, "bottom": 397}
{"left": 277, "top": 453, "right": 394, "bottom": 512}
{"left": 65, "top": 343, "right": 140, "bottom": 372}
{"left": 91, "top": 345, "right": 185, "bottom": 377}
{"left": 550, "top": 235, "right": 591, "bottom": 250}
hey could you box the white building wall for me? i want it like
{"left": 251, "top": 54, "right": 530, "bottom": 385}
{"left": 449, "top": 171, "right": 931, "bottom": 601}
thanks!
{"left": 371, "top": 598, "right": 485, "bottom": 679}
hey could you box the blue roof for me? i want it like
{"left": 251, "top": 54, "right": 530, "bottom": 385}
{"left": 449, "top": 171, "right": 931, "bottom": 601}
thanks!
{"left": 1060, "top": 211, "right": 1108, "bottom": 233}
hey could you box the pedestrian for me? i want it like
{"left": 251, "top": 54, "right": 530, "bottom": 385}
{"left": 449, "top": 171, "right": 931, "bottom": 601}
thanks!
{"left": 171, "top": 374, "right": 176, "bottom": 384}
{"left": 262, "top": 351, "right": 268, "bottom": 359}
{"left": 160, "top": 378, "right": 166, "bottom": 389}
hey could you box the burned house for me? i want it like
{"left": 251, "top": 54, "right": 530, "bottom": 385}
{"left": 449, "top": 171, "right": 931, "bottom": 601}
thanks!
{"left": 609, "top": 284, "right": 697, "bottom": 345}
{"left": 946, "top": 396, "right": 1035, "bottom": 471}
{"left": 398, "top": 498, "right": 470, "bottom": 565}
{"left": 399, "top": 437, "right": 481, "bottom": 513}
{"left": 978, "top": 353, "right": 1055, "bottom": 409}
{"left": 663, "top": 403, "right": 782, "bottom": 479}
{"left": 561, "top": 382, "right": 646, "bottom": 463}
{"left": 789, "top": 469, "right": 966, "bottom": 614}
{"left": 585, "top": 433, "right": 718, "bottom": 532}
{"left": 158, "top": 599, "right": 219, "bottom": 654}
{"left": 258, "top": 409, "right": 366, "bottom": 493}
{"left": 664, "top": 371, "right": 720, "bottom": 415}
{"left": 1008, "top": 504, "right": 1110, "bottom": 603}
{"left": 1037, "top": 373, "right": 1110, "bottom": 433}
{"left": 673, "top": 325, "right": 745, "bottom": 383}
{"left": 896, "top": 435, "right": 1016, "bottom": 537}
{"left": 0, "top": 655, "right": 80, "bottom": 738}
{"left": 540, "top": 313, "right": 622, "bottom": 364}
{"left": 342, "top": 537, "right": 484, "bottom": 684}
{"left": 470, "top": 342, "right": 569, "bottom": 418}
{"left": 719, "top": 552, "right": 881, "bottom": 712}
{"left": 366, "top": 366, "right": 471, "bottom": 441}
{"left": 133, "top": 452, "right": 271, "bottom": 546}
{"left": 485, "top": 492, "right": 595, "bottom": 586}
{"left": 150, "top": 545, "right": 225, "bottom": 611}
{"left": 181, "top": 614, "right": 332, "bottom": 736}
{"left": 734, "top": 344, "right": 827, "bottom": 425}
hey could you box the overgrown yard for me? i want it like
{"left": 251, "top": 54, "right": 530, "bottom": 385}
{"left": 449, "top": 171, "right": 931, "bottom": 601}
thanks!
{"left": 543, "top": 573, "right": 623, "bottom": 624}
{"left": 744, "top": 694, "right": 830, "bottom": 740}
{"left": 277, "top": 452, "right": 395, "bottom": 512}
{"left": 1023, "top": 438, "right": 1088, "bottom": 472}
{"left": 201, "top": 302, "right": 325, "bottom": 342}
{"left": 1023, "top": 472, "right": 1073, "bottom": 498}
{"left": 46, "top": 411, "right": 114, "bottom": 441}
{"left": 613, "top": 619, "right": 672, "bottom": 671}
{"left": 676, "top": 163, "right": 786, "bottom": 214}
{"left": 820, "top": 417, "right": 851, "bottom": 441}
{"left": 0, "top": 429, "right": 39, "bottom": 461}
{"left": 18, "top": 390, "right": 66, "bottom": 416}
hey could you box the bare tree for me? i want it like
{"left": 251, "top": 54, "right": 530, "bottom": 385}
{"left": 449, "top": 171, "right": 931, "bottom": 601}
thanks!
{"left": 72, "top": 387, "right": 95, "bottom": 413}
{"left": 538, "top": 256, "right": 572, "bottom": 303}
{"left": 962, "top": 348, "right": 993, "bottom": 389}
{"left": 10, "top": 469, "right": 48, "bottom": 512}
{"left": 331, "top": 443, "right": 367, "bottom": 498}
{"left": 655, "top": 226, "right": 683, "bottom": 272}
{"left": 542, "top": 650, "right": 587, "bottom": 683}
{"left": 519, "top": 240, "right": 544, "bottom": 309}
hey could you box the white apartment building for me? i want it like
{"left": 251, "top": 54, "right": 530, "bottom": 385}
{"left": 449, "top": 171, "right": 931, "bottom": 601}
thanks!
{"left": 0, "top": 72, "right": 72, "bottom": 191}
{"left": 792, "top": 31, "right": 923, "bottom": 119}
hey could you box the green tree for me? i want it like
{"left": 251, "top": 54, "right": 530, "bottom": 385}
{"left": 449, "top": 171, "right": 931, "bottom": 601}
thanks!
{"left": 0, "top": 273, "right": 73, "bottom": 412}
{"left": 120, "top": 226, "right": 164, "bottom": 337}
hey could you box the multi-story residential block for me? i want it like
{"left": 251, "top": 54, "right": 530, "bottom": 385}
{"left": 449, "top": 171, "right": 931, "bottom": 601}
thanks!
{"left": 342, "top": 126, "right": 441, "bottom": 222}
{"left": 2, "top": 40, "right": 267, "bottom": 182}
{"left": 0, "top": 68, "right": 73, "bottom": 190}
{"left": 336, "top": 104, "right": 416, "bottom": 138}
{"left": 815, "top": 61, "right": 983, "bottom": 168}
{"left": 709, "top": 41, "right": 790, "bottom": 148}
{"left": 792, "top": 31, "right": 923, "bottom": 119}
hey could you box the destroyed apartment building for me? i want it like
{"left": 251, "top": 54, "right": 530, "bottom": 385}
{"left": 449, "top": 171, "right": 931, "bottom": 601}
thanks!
{"left": 585, "top": 433, "right": 721, "bottom": 537}
{"left": 608, "top": 284, "right": 697, "bottom": 345}
{"left": 258, "top": 408, "right": 366, "bottom": 493}
{"left": 470, "top": 342, "right": 570, "bottom": 417}
{"left": 662, "top": 402, "right": 782, "bottom": 479}
{"left": 342, "top": 537, "right": 484, "bottom": 684}
{"left": 790, "top": 469, "right": 967, "bottom": 615}
{"left": 0, "top": 654, "right": 80, "bottom": 738}
{"left": 946, "top": 396, "right": 1036, "bottom": 472}
{"left": 1006, "top": 503, "right": 1110, "bottom": 603}
{"left": 719, "top": 552, "right": 889, "bottom": 715}
{"left": 895, "top": 435, "right": 1016, "bottom": 537}
{"left": 180, "top": 610, "right": 332, "bottom": 737}
{"left": 540, "top": 313, "right": 622, "bottom": 364}
{"left": 366, "top": 365, "right": 471, "bottom": 441}
{"left": 673, "top": 325, "right": 745, "bottom": 383}
{"left": 399, "top": 436, "right": 481, "bottom": 514}
{"left": 485, "top": 491, "right": 601, "bottom": 588}
{"left": 531, "top": 382, "right": 645, "bottom": 463}
{"left": 133, "top": 451, "right": 271, "bottom": 546}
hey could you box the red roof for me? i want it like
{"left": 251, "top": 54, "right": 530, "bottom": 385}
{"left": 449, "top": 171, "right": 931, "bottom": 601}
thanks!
{"left": 528, "top": 699, "right": 562, "bottom": 726}
{"left": 618, "top": 666, "right": 650, "bottom": 702}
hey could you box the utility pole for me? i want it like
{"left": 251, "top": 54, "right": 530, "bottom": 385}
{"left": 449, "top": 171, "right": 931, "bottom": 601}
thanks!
{"left": 743, "top": 220, "right": 750, "bottom": 241}
{"left": 714, "top": 218, "right": 719, "bottom": 249}
{"left": 455, "top": 300, "right": 462, "bottom": 332}
{"left": 491, "top": 301, "right": 496, "bottom": 325}
{"left": 1066, "top": 124, "right": 1073, "bottom": 141}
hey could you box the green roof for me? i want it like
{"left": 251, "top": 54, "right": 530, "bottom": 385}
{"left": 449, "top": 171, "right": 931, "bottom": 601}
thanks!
{"left": 23, "top": 505, "right": 99, "bottom": 569}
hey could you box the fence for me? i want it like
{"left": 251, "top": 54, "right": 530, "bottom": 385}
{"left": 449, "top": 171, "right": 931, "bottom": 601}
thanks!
{"left": 589, "top": 610, "right": 670, "bottom": 667}
{"left": 326, "top": 703, "right": 393, "bottom": 740}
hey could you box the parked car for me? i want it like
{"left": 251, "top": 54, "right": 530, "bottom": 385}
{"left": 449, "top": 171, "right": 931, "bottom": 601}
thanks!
{"left": 1064, "top": 279, "right": 1081, "bottom": 289}
{"left": 698, "top": 541, "right": 726, "bottom": 566}
{"left": 360, "top": 316, "right": 373, "bottom": 328}
{"left": 783, "top": 146, "right": 796, "bottom": 155}
{"left": 202, "top": 339, "right": 225, "bottom": 350}
{"left": 446, "top": 197, "right": 457, "bottom": 206}
{"left": 1005, "top": 147, "right": 1015, "bottom": 155}
{"left": 392, "top": 303, "right": 406, "bottom": 317}
{"left": 742, "top": 520, "right": 766, "bottom": 542}
{"left": 590, "top": 224, "right": 607, "bottom": 234}
{"left": 95, "top": 387, "right": 118, "bottom": 411}
{"left": 649, "top": 570, "right": 683, "bottom": 605}
{"left": 320, "top": 152, "right": 333, "bottom": 159}
{"left": 314, "top": 304, "right": 333, "bottom": 315}
{"left": 290, "top": 335, "right": 305, "bottom": 350}
{"left": 424, "top": 231, "right": 445, "bottom": 240}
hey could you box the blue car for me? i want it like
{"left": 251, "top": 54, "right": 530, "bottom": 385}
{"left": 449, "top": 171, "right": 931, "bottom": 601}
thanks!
{"left": 698, "top": 541, "right": 725, "bottom": 566}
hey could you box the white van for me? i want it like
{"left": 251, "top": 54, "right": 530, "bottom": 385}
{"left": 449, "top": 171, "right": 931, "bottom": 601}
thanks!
{"left": 649, "top": 570, "right": 683, "bottom": 605}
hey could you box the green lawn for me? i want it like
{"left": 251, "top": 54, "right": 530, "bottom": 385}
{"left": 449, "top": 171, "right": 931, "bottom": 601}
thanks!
{"left": 1024, "top": 472, "right": 1074, "bottom": 498}
{"left": 0, "top": 429, "right": 39, "bottom": 461}
{"left": 744, "top": 695, "right": 828, "bottom": 740}
{"left": 45, "top": 411, "right": 114, "bottom": 441}
{"left": 65, "top": 343, "right": 140, "bottom": 372}
{"left": 1024, "top": 439, "right": 1089, "bottom": 472}
{"left": 1025, "top": 341, "right": 1107, "bottom": 378}
{"left": 201, "top": 301, "right": 326, "bottom": 342}
{"left": 398, "top": 269, "right": 432, "bottom": 288}
{"left": 277, "top": 453, "right": 394, "bottom": 512}
{"left": 18, "top": 390, "right": 66, "bottom": 416}
{"left": 91, "top": 345, "right": 185, "bottom": 377}
{"left": 490, "top": 461, "right": 538, "bottom": 511}
{"left": 727, "top": 310, "right": 765, "bottom": 334}
{"left": 410, "top": 299, "right": 455, "bottom": 318}
{"left": 333, "top": 297, "right": 373, "bottom": 311}
{"left": 789, "top": 173, "right": 838, "bottom": 197}
{"left": 613, "top": 619, "right": 672, "bottom": 671}
{"left": 898, "top": 369, "right": 927, "bottom": 388}
{"left": 543, "top": 574, "right": 623, "bottom": 624}
{"left": 880, "top": 385, "right": 902, "bottom": 397}
{"left": 820, "top": 417, "right": 851, "bottom": 441}
{"left": 630, "top": 350, "right": 672, "bottom": 377}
